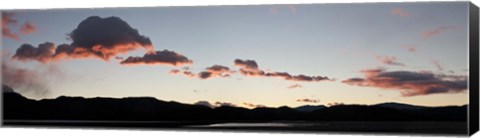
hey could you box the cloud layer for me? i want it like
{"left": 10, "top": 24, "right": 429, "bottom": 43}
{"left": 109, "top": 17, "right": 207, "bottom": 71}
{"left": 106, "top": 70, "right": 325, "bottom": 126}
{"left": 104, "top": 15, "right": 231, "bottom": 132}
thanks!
{"left": 342, "top": 68, "right": 467, "bottom": 96}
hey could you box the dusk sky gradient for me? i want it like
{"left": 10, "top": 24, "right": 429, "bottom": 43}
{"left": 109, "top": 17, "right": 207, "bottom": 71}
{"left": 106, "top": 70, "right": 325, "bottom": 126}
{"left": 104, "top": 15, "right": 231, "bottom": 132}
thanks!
{"left": 1, "top": 2, "right": 470, "bottom": 108}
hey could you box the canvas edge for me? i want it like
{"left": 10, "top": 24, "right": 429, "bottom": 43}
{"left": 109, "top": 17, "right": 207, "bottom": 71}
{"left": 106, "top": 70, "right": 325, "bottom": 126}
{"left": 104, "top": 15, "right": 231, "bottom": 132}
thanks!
{"left": 469, "top": 1, "right": 480, "bottom": 136}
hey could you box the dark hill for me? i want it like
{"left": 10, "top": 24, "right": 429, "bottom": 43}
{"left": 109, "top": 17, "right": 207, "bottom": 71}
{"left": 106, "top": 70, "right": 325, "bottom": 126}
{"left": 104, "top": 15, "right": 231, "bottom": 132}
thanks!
{"left": 2, "top": 85, "right": 467, "bottom": 123}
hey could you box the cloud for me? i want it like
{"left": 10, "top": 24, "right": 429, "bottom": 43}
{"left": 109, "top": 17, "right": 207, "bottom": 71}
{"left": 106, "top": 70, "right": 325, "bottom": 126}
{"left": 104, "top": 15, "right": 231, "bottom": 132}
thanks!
{"left": 391, "top": 8, "right": 410, "bottom": 17}
{"left": 327, "top": 102, "right": 344, "bottom": 107}
{"left": 269, "top": 5, "right": 296, "bottom": 14}
{"left": 1, "top": 12, "right": 19, "bottom": 40}
{"left": 422, "top": 26, "right": 454, "bottom": 39}
{"left": 13, "top": 42, "right": 57, "bottom": 63}
{"left": 194, "top": 101, "right": 239, "bottom": 108}
{"left": 342, "top": 68, "right": 467, "bottom": 97}
{"left": 120, "top": 50, "right": 193, "bottom": 66}
{"left": 376, "top": 55, "right": 405, "bottom": 66}
{"left": 402, "top": 45, "right": 417, "bottom": 53}
{"left": 214, "top": 101, "right": 237, "bottom": 107}
{"left": 431, "top": 59, "right": 443, "bottom": 71}
{"left": 12, "top": 16, "right": 154, "bottom": 63}
{"left": 2, "top": 52, "right": 64, "bottom": 96}
{"left": 234, "top": 59, "right": 333, "bottom": 82}
{"left": 194, "top": 101, "right": 215, "bottom": 108}
{"left": 169, "top": 69, "right": 196, "bottom": 78}
{"left": 288, "top": 84, "right": 303, "bottom": 89}
{"left": 242, "top": 102, "right": 266, "bottom": 108}
{"left": 198, "top": 65, "right": 235, "bottom": 79}
{"left": 296, "top": 98, "right": 320, "bottom": 103}
{"left": 20, "top": 21, "right": 36, "bottom": 35}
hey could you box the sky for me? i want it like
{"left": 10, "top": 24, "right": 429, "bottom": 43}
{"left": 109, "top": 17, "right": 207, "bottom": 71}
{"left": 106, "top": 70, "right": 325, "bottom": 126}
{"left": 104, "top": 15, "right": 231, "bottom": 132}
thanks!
{"left": 1, "top": 2, "right": 470, "bottom": 108}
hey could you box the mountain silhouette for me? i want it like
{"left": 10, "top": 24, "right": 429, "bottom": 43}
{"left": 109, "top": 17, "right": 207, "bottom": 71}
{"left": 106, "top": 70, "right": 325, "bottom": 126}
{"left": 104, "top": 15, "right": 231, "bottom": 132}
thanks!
{"left": 294, "top": 105, "right": 327, "bottom": 112}
{"left": 2, "top": 84, "right": 467, "bottom": 134}
{"left": 374, "top": 102, "right": 427, "bottom": 110}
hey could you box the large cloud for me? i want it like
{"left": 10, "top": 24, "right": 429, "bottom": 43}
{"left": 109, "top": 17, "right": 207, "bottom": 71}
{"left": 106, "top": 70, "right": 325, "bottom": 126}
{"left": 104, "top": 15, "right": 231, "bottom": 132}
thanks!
{"left": 12, "top": 16, "right": 154, "bottom": 62}
{"left": 120, "top": 50, "right": 193, "bottom": 66}
{"left": 342, "top": 68, "right": 467, "bottom": 96}
{"left": 234, "top": 59, "right": 333, "bottom": 82}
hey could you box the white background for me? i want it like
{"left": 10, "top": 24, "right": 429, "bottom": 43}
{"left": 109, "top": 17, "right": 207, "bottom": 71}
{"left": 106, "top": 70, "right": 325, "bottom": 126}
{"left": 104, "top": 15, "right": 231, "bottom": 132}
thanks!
{"left": 1, "top": 0, "right": 479, "bottom": 138}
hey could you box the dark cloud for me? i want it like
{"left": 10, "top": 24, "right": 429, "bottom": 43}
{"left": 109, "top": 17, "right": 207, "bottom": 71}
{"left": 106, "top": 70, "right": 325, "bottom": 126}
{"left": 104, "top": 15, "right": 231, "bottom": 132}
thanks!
{"left": 12, "top": 16, "right": 154, "bottom": 63}
{"left": 197, "top": 65, "right": 235, "bottom": 79}
{"left": 194, "top": 101, "right": 214, "bottom": 108}
{"left": 296, "top": 98, "right": 320, "bottom": 103}
{"left": 288, "top": 84, "right": 303, "bottom": 89}
{"left": 242, "top": 102, "right": 266, "bottom": 108}
{"left": 342, "top": 69, "right": 467, "bottom": 96}
{"left": 20, "top": 21, "right": 36, "bottom": 35}
{"left": 234, "top": 59, "right": 265, "bottom": 76}
{"left": 327, "top": 102, "right": 344, "bottom": 107}
{"left": 13, "top": 42, "right": 57, "bottom": 63}
{"left": 69, "top": 16, "right": 153, "bottom": 60}
{"left": 234, "top": 59, "right": 333, "bottom": 82}
{"left": 169, "top": 69, "right": 196, "bottom": 78}
{"left": 120, "top": 50, "right": 193, "bottom": 66}
{"left": 214, "top": 101, "right": 237, "bottom": 107}
{"left": 2, "top": 12, "right": 19, "bottom": 40}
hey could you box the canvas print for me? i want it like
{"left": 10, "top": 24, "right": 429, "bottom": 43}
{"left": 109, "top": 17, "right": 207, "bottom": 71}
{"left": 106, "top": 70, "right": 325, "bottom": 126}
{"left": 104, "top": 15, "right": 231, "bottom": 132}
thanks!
{"left": 1, "top": 1, "right": 477, "bottom": 136}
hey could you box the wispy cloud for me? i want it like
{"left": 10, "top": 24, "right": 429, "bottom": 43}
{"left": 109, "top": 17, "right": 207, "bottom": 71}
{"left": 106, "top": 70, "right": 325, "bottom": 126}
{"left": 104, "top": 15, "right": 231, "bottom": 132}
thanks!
{"left": 376, "top": 55, "right": 405, "bottom": 66}
{"left": 288, "top": 84, "right": 303, "bottom": 89}
{"left": 401, "top": 45, "right": 417, "bottom": 53}
{"left": 431, "top": 59, "right": 443, "bottom": 71}
{"left": 242, "top": 102, "right": 267, "bottom": 108}
{"left": 422, "top": 26, "right": 455, "bottom": 39}
{"left": 2, "top": 12, "right": 20, "bottom": 40}
{"left": 20, "top": 21, "right": 37, "bottom": 35}
{"left": 269, "top": 5, "right": 296, "bottom": 14}
{"left": 296, "top": 98, "right": 320, "bottom": 103}
{"left": 391, "top": 8, "right": 410, "bottom": 17}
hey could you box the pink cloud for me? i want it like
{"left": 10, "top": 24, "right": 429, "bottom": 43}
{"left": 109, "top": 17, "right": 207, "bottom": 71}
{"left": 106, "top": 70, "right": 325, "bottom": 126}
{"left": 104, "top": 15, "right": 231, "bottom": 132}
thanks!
{"left": 391, "top": 8, "right": 410, "bottom": 17}
{"left": 376, "top": 55, "right": 405, "bottom": 66}
{"left": 422, "top": 26, "right": 454, "bottom": 39}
